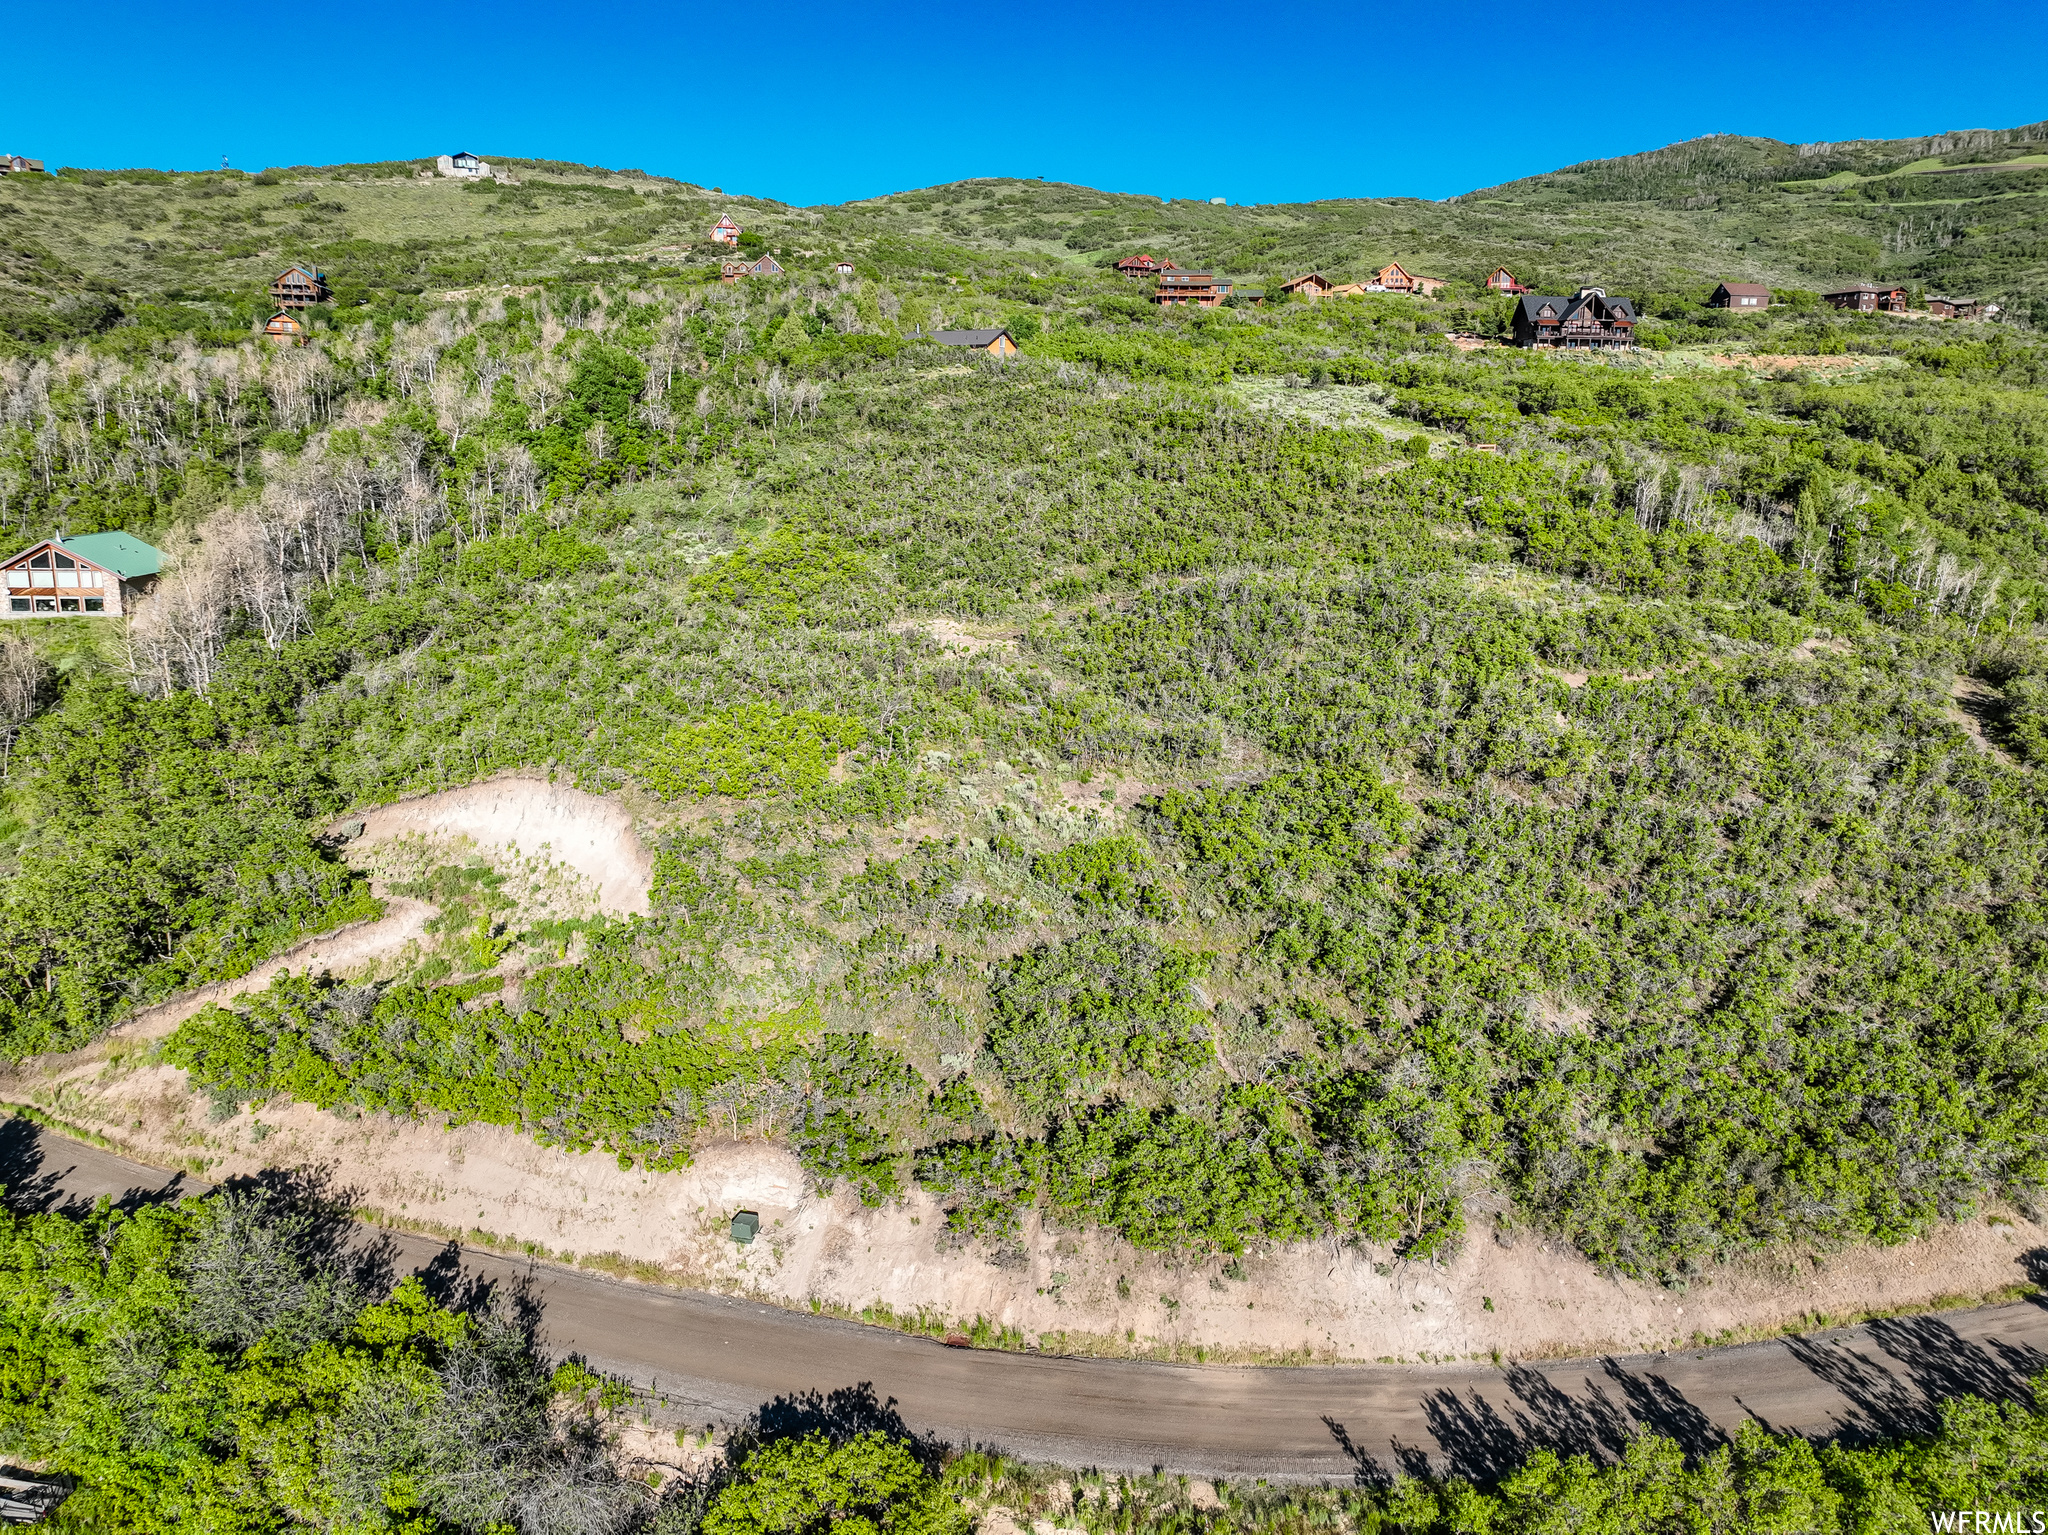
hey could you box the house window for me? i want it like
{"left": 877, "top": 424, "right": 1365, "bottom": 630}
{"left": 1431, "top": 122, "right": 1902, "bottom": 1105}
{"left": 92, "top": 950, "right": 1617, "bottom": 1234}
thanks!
{"left": 7, "top": 599, "right": 25, "bottom": 612}
{"left": 4, "top": 571, "right": 22, "bottom": 588}
{"left": 33, "top": 599, "right": 53, "bottom": 612}
{"left": 84, "top": 599, "right": 103, "bottom": 613}
{"left": 59, "top": 599, "right": 77, "bottom": 612}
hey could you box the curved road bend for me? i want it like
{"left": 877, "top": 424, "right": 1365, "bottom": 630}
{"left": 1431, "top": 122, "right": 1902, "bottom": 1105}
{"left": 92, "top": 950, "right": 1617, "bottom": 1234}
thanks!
{"left": 6, "top": 1119, "right": 2043, "bottom": 1482}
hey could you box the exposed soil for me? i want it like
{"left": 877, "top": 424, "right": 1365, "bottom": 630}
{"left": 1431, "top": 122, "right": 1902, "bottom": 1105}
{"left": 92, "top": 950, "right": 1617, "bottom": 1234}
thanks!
{"left": 347, "top": 776, "right": 654, "bottom": 917}
{"left": 20, "top": 1061, "right": 2043, "bottom": 1366}
{"left": 14, "top": 778, "right": 2041, "bottom": 1367}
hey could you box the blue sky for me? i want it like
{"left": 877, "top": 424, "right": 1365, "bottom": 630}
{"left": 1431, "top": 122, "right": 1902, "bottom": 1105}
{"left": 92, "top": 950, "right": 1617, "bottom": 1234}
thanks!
{"left": 13, "top": 0, "right": 2045, "bottom": 206}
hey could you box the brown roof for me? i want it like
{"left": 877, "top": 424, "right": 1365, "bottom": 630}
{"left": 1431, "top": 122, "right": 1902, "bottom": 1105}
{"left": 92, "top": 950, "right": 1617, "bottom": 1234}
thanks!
{"left": 1716, "top": 282, "right": 1771, "bottom": 297}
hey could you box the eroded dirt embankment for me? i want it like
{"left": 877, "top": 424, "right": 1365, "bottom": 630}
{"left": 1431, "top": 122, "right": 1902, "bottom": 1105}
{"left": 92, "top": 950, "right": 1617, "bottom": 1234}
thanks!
{"left": 12, "top": 775, "right": 2040, "bottom": 1364}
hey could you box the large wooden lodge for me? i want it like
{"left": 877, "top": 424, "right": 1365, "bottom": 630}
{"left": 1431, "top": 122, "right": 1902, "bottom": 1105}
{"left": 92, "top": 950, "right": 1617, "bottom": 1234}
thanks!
{"left": 1, "top": 533, "right": 162, "bottom": 618}
{"left": 1512, "top": 287, "right": 1638, "bottom": 348}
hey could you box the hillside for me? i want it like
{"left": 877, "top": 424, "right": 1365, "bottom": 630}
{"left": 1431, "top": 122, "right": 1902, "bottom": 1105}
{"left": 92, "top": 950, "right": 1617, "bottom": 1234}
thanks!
{"left": 3, "top": 117, "right": 2048, "bottom": 351}
{"left": 0, "top": 122, "right": 2046, "bottom": 1323}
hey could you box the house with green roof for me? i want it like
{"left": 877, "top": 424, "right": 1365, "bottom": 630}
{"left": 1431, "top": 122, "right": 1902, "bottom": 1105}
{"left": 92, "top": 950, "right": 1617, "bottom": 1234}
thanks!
{"left": 0, "top": 532, "right": 163, "bottom": 618}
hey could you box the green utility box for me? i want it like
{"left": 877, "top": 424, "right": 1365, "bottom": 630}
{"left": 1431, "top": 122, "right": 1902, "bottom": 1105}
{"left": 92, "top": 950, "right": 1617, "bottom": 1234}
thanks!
{"left": 730, "top": 1210, "right": 760, "bottom": 1245}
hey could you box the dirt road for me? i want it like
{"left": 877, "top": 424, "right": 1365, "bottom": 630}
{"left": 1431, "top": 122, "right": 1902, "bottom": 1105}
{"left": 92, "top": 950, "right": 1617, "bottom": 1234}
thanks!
{"left": 8, "top": 1120, "right": 2041, "bottom": 1482}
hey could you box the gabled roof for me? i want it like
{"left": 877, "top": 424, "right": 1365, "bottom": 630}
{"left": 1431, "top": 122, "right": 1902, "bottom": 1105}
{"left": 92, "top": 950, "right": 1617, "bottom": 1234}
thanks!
{"left": 715, "top": 214, "right": 741, "bottom": 226}
{"left": 1823, "top": 283, "right": 1901, "bottom": 296}
{"left": 748, "top": 254, "right": 784, "bottom": 274}
{"left": 1714, "top": 282, "right": 1771, "bottom": 296}
{"left": 2, "top": 532, "right": 163, "bottom": 580}
{"left": 275, "top": 262, "right": 325, "bottom": 284}
{"left": 62, "top": 532, "right": 163, "bottom": 578}
{"left": 1518, "top": 291, "right": 1637, "bottom": 323}
{"left": 931, "top": 329, "right": 1013, "bottom": 348}
{"left": 1282, "top": 272, "right": 1332, "bottom": 290}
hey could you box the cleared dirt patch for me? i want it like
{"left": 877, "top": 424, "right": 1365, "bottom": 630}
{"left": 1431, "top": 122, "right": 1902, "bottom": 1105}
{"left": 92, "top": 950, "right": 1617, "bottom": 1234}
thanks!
{"left": 349, "top": 777, "right": 653, "bottom": 917}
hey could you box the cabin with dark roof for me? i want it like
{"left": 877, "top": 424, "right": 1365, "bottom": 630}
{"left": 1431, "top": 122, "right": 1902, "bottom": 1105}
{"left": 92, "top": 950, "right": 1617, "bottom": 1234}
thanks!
{"left": 1711, "top": 282, "right": 1771, "bottom": 311}
{"left": 270, "top": 263, "right": 330, "bottom": 308}
{"left": 1512, "top": 287, "right": 1637, "bottom": 349}
{"left": 929, "top": 328, "right": 1019, "bottom": 356}
{"left": 1, "top": 533, "right": 162, "bottom": 618}
{"left": 1823, "top": 284, "right": 1907, "bottom": 313}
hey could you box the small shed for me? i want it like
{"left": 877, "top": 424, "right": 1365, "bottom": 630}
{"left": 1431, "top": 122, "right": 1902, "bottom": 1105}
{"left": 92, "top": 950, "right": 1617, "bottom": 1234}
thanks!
{"left": 730, "top": 1210, "right": 760, "bottom": 1244}
{"left": 748, "top": 254, "right": 785, "bottom": 277}
{"left": 264, "top": 310, "right": 308, "bottom": 343}
{"left": 1485, "top": 267, "right": 1527, "bottom": 294}
{"left": 833, "top": 260, "right": 855, "bottom": 276}
{"left": 1, "top": 532, "right": 162, "bottom": 618}
{"left": 712, "top": 215, "right": 742, "bottom": 245}
{"left": 930, "top": 328, "right": 1019, "bottom": 356}
{"left": 1281, "top": 272, "right": 1334, "bottom": 300}
{"left": 270, "top": 262, "right": 331, "bottom": 308}
{"left": 1710, "top": 281, "right": 1771, "bottom": 311}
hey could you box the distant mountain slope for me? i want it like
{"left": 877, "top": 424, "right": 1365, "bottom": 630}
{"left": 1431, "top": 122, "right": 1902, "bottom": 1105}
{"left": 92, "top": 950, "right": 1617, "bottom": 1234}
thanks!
{"left": 1, "top": 118, "right": 2044, "bottom": 349}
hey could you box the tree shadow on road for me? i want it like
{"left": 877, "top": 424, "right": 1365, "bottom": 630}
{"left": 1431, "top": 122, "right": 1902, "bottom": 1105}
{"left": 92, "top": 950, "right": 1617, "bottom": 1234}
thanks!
{"left": 735, "top": 1383, "right": 949, "bottom": 1472}
{"left": 0, "top": 1118, "right": 196, "bottom": 1217}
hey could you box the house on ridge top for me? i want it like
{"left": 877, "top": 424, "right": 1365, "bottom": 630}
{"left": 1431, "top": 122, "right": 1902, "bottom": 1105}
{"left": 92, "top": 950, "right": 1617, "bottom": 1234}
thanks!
{"left": 1, "top": 532, "right": 162, "bottom": 618}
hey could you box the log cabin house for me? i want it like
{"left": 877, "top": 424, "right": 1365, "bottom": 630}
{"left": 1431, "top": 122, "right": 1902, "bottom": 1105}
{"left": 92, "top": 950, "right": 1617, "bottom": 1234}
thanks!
{"left": 1, "top": 533, "right": 161, "bottom": 618}
{"left": 1281, "top": 272, "right": 1335, "bottom": 300}
{"left": 1823, "top": 284, "right": 1908, "bottom": 313}
{"left": 712, "top": 215, "right": 742, "bottom": 245}
{"left": 1115, "top": 254, "right": 1177, "bottom": 278}
{"left": 270, "top": 263, "right": 330, "bottom": 308}
{"left": 1710, "top": 282, "right": 1771, "bottom": 311}
{"left": 1373, "top": 263, "right": 1449, "bottom": 296}
{"left": 1154, "top": 271, "right": 1225, "bottom": 306}
{"left": 1485, "top": 267, "right": 1528, "bottom": 294}
{"left": 930, "top": 329, "right": 1019, "bottom": 356}
{"left": 263, "top": 311, "right": 308, "bottom": 343}
{"left": 1512, "top": 287, "right": 1638, "bottom": 349}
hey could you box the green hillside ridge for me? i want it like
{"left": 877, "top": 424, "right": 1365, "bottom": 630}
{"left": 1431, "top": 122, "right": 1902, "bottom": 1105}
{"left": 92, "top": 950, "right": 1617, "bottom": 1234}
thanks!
{"left": 0, "top": 124, "right": 2046, "bottom": 1291}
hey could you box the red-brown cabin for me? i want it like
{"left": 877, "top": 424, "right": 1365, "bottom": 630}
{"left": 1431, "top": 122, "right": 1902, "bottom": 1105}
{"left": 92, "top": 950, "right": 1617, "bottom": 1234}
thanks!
{"left": 1154, "top": 271, "right": 1225, "bottom": 306}
{"left": 1711, "top": 282, "right": 1771, "bottom": 311}
{"left": 1485, "top": 267, "right": 1528, "bottom": 294}
{"left": 1823, "top": 284, "right": 1908, "bottom": 313}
